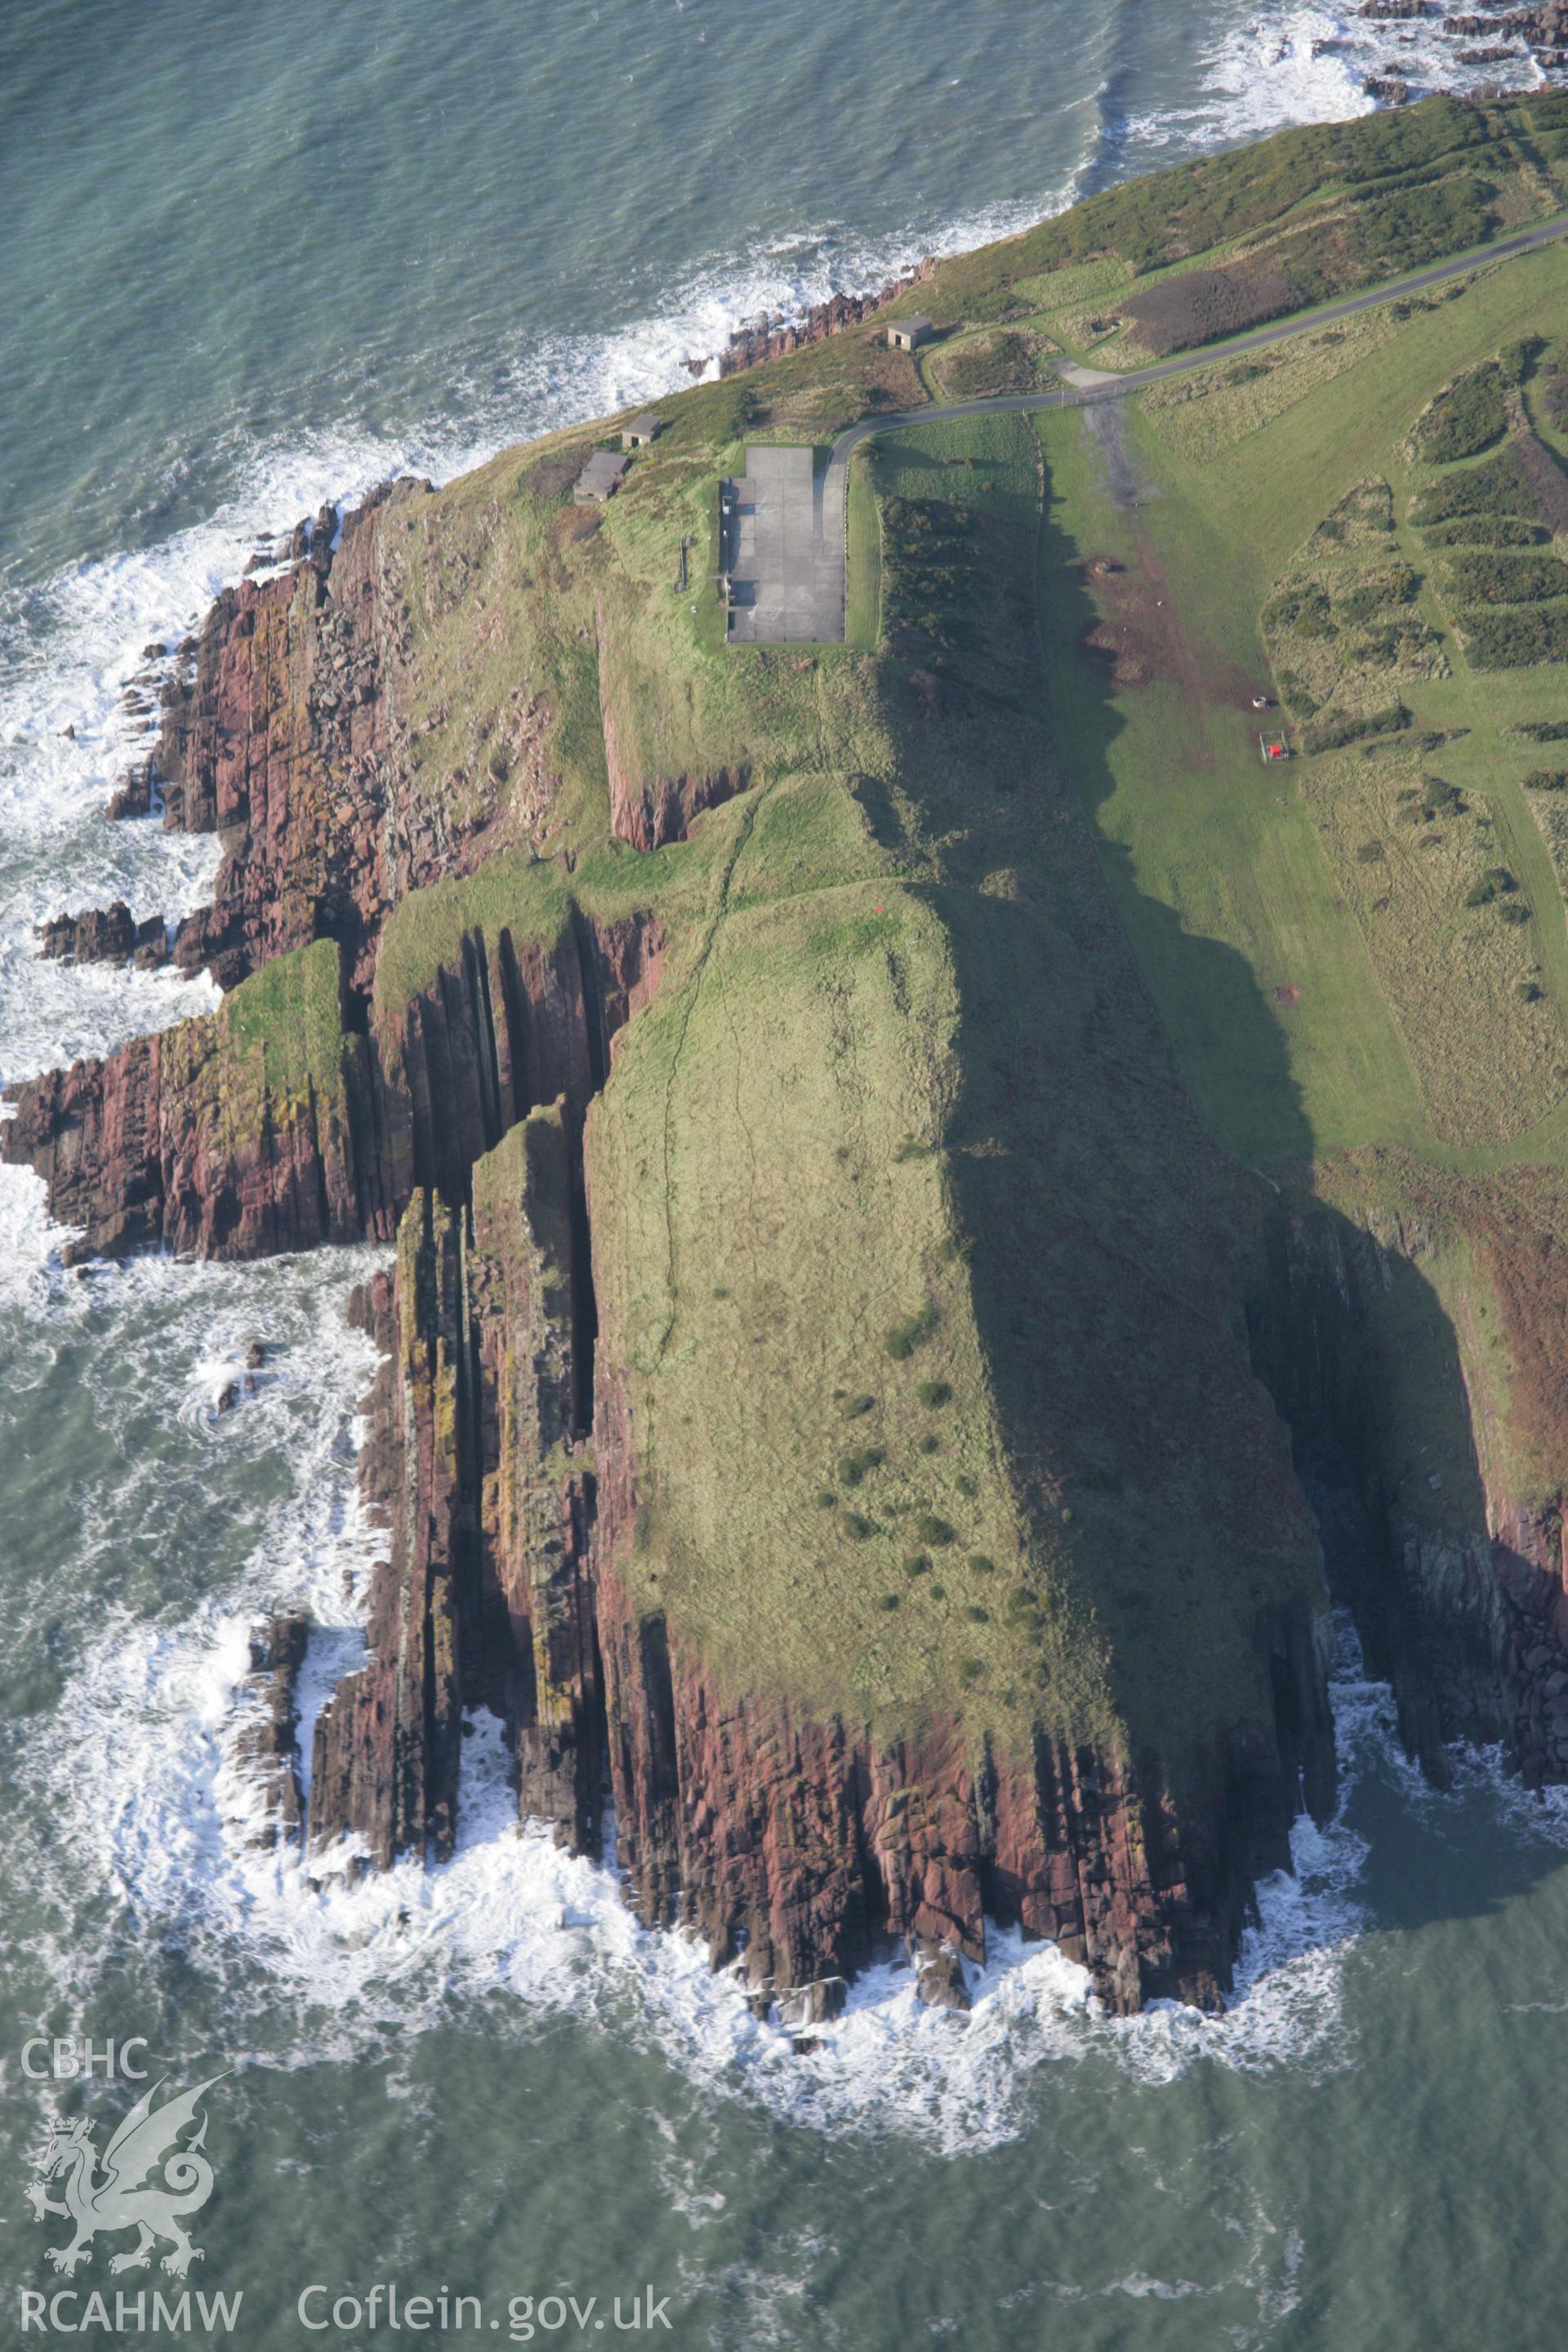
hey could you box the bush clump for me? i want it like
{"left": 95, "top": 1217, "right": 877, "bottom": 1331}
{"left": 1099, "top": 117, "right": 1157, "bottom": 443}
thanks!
{"left": 1501, "top": 902, "right": 1532, "bottom": 925}
{"left": 915, "top": 1513, "right": 956, "bottom": 1547}
{"left": 842, "top": 1392, "right": 876, "bottom": 1419}
{"left": 1334, "top": 565, "right": 1419, "bottom": 626}
{"left": 1423, "top": 515, "right": 1544, "bottom": 550}
{"left": 1264, "top": 584, "right": 1334, "bottom": 639}
{"left": 1499, "top": 335, "right": 1544, "bottom": 386}
{"left": 879, "top": 1592, "right": 902, "bottom": 1612}
{"left": 904, "top": 1552, "right": 932, "bottom": 1577}
{"left": 916, "top": 1379, "right": 953, "bottom": 1408}
{"left": 884, "top": 1307, "right": 936, "bottom": 1361}
{"left": 1516, "top": 719, "right": 1568, "bottom": 742}
{"left": 837, "top": 1448, "right": 884, "bottom": 1487}
{"left": 1412, "top": 449, "right": 1533, "bottom": 527}
{"left": 1465, "top": 867, "right": 1517, "bottom": 906}
{"left": 1303, "top": 702, "right": 1410, "bottom": 755}
{"left": 1417, "top": 362, "right": 1508, "bottom": 464}
{"left": 1524, "top": 768, "right": 1568, "bottom": 790}
{"left": 1420, "top": 777, "right": 1465, "bottom": 821}
{"left": 841, "top": 1512, "right": 874, "bottom": 1541}
{"left": 1463, "top": 605, "right": 1568, "bottom": 667}
{"left": 1448, "top": 553, "right": 1568, "bottom": 605}
{"left": 969, "top": 1554, "right": 996, "bottom": 1574}
{"left": 1357, "top": 617, "right": 1440, "bottom": 668}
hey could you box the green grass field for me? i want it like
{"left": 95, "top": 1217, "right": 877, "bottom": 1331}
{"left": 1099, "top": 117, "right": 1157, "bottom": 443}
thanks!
{"left": 844, "top": 445, "right": 882, "bottom": 651}
{"left": 1021, "top": 243, "right": 1568, "bottom": 1173}
{"left": 341, "top": 100, "right": 1568, "bottom": 1795}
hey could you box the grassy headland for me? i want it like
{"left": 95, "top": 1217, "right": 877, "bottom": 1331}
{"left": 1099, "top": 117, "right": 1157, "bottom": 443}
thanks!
{"left": 336, "top": 92, "right": 1568, "bottom": 1788}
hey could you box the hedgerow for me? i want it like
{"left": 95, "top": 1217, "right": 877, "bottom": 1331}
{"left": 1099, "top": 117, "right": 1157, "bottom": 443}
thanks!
{"left": 1417, "top": 363, "right": 1507, "bottom": 464}
{"left": 1411, "top": 449, "right": 1533, "bottom": 527}
{"left": 1447, "top": 553, "right": 1568, "bottom": 606}
{"left": 1462, "top": 604, "right": 1568, "bottom": 667}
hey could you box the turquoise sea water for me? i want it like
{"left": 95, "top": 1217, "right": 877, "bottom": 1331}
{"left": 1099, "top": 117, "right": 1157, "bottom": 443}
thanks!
{"left": 5, "top": 4, "right": 1568, "bottom": 2345}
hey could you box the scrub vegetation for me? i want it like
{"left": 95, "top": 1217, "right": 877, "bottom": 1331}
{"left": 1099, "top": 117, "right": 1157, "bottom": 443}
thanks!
{"left": 344, "top": 91, "right": 1568, "bottom": 1782}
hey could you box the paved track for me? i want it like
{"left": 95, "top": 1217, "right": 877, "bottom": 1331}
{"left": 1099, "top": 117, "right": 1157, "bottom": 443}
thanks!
{"left": 807, "top": 210, "right": 1568, "bottom": 640}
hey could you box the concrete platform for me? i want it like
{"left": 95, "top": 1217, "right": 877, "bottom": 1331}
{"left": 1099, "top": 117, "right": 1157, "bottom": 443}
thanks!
{"left": 722, "top": 446, "right": 844, "bottom": 644}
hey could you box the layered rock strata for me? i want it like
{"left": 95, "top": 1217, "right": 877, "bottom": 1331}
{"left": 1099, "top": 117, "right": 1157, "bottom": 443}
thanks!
{"left": 310, "top": 1106, "right": 601, "bottom": 1866}
{"left": 0, "top": 972, "right": 391, "bottom": 1263}
{"left": 234, "top": 1613, "right": 309, "bottom": 1849}
{"left": 1, "top": 903, "right": 664, "bottom": 1267}
{"left": 590, "top": 1339, "right": 1334, "bottom": 2020}
{"left": 38, "top": 902, "right": 167, "bottom": 969}
{"left": 1250, "top": 1196, "right": 1568, "bottom": 1788}
{"left": 712, "top": 263, "right": 935, "bottom": 376}
{"left": 0, "top": 455, "right": 1486, "bottom": 2029}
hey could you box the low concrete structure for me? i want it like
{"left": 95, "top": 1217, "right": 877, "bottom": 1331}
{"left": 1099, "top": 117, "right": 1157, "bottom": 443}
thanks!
{"left": 622, "top": 412, "right": 663, "bottom": 449}
{"left": 887, "top": 314, "right": 933, "bottom": 352}
{"left": 720, "top": 446, "right": 844, "bottom": 645}
{"left": 573, "top": 449, "right": 630, "bottom": 504}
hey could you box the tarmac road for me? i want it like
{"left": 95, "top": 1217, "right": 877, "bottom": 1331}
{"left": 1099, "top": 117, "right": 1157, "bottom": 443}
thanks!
{"left": 813, "top": 210, "right": 1568, "bottom": 637}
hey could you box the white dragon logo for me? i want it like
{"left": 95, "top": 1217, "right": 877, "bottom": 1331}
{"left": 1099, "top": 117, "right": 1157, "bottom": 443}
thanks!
{"left": 25, "top": 2075, "right": 223, "bottom": 2278}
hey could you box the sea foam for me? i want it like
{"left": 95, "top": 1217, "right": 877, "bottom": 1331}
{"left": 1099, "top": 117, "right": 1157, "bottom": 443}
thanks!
{"left": 3, "top": 0, "right": 1559, "bottom": 2153}
{"left": 16, "top": 1228, "right": 1391, "bottom": 2165}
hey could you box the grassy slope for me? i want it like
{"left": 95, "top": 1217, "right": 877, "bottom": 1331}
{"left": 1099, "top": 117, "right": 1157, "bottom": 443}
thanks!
{"left": 1051, "top": 243, "right": 1568, "bottom": 1165}
{"left": 222, "top": 936, "right": 345, "bottom": 1099}
{"left": 913, "top": 91, "right": 1568, "bottom": 373}
{"left": 590, "top": 414, "right": 1316, "bottom": 1757}
{"left": 1045, "top": 243, "right": 1568, "bottom": 1521}
{"left": 348, "top": 96, "right": 1568, "bottom": 1776}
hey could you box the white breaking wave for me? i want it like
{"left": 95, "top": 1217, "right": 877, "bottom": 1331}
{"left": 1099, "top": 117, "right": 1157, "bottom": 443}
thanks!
{"left": 11, "top": 1218, "right": 1385, "bottom": 2161}
{"left": 6, "top": 0, "right": 1563, "bottom": 2157}
{"left": 1115, "top": 2, "right": 1552, "bottom": 164}
{"left": 0, "top": 163, "right": 1107, "bottom": 1089}
{"left": 0, "top": 1, "right": 1508, "bottom": 1092}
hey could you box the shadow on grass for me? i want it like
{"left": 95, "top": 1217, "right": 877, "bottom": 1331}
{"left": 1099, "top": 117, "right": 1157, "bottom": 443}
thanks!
{"left": 871, "top": 416, "right": 1548, "bottom": 1938}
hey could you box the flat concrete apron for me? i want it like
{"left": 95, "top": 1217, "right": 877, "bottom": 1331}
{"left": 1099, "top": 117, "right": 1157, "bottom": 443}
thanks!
{"left": 724, "top": 445, "right": 845, "bottom": 644}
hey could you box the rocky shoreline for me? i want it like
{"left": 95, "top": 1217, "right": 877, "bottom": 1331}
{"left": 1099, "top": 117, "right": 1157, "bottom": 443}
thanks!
{"left": 14, "top": 109, "right": 1568, "bottom": 2026}
{"left": 684, "top": 262, "right": 936, "bottom": 381}
{"left": 1, "top": 477, "right": 1348, "bottom": 2020}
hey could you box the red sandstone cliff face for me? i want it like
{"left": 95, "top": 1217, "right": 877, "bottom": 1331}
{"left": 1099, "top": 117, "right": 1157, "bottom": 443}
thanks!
{"left": 0, "top": 993, "right": 394, "bottom": 1263}
{"left": 595, "top": 604, "right": 748, "bottom": 853}
{"left": 588, "top": 1353, "right": 1334, "bottom": 2020}
{"left": 150, "top": 479, "right": 522, "bottom": 995}
{"left": 38, "top": 902, "right": 167, "bottom": 968}
{"left": 1, "top": 911, "right": 663, "bottom": 1268}
{"left": 288, "top": 1156, "right": 1334, "bottom": 2017}
{"left": 0, "top": 482, "right": 1357, "bottom": 2023}
{"left": 311, "top": 1207, "right": 465, "bottom": 1866}
{"left": 1249, "top": 1198, "right": 1568, "bottom": 1792}
{"left": 311, "top": 1111, "right": 603, "bottom": 1865}
{"left": 234, "top": 1612, "right": 309, "bottom": 1850}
